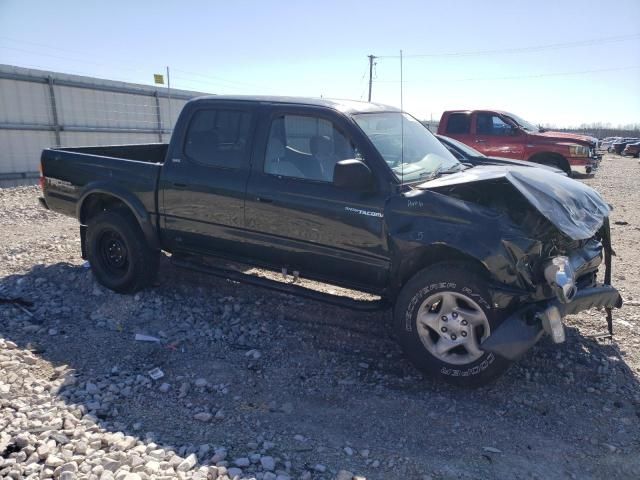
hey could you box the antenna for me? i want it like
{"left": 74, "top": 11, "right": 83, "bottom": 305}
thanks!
{"left": 400, "top": 49, "right": 404, "bottom": 185}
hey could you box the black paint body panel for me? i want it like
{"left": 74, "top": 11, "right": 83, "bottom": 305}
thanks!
{"left": 41, "top": 96, "right": 616, "bottom": 307}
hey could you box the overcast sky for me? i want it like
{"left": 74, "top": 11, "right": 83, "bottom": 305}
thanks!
{"left": 1, "top": 0, "right": 638, "bottom": 127}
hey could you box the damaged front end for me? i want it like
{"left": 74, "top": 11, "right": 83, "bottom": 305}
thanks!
{"left": 481, "top": 217, "right": 622, "bottom": 360}
{"left": 394, "top": 165, "right": 623, "bottom": 361}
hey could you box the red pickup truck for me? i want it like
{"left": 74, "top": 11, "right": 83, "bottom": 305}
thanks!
{"left": 437, "top": 110, "right": 601, "bottom": 176}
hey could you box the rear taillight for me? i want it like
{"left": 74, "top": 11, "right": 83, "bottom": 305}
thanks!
{"left": 39, "top": 162, "right": 45, "bottom": 190}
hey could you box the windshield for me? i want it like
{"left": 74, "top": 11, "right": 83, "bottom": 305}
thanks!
{"left": 440, "top": 135, "right": 486, "bottom": 158}
{"left": 353, "top": 112, "right": 460, "bottom": 183}
{"left": 504, "top": 112, "right": 539, "bottom": 133}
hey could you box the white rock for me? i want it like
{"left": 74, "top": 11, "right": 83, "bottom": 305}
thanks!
{"left": 45, "top": 455, "right": 65, "bottom": 467}
{"left": 177, "top": 453, "right": 197, "bottom": 472}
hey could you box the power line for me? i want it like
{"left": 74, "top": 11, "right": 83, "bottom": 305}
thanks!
{"left": 376, "top": 33, "right": 640, "bottom": 58}
{"left": 372, "top": 65, "right": 640, "bottom": 83}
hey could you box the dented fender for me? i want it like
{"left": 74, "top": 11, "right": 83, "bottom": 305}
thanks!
{"left": 385, "top": 186, "right": 545, "bottom": 307}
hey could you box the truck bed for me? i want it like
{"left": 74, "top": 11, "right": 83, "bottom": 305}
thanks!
{"left": 40, "top": 143, "right": 166, "bottom": 219}
{"left": 56, "top": 143, "right": 168, "bottom": 163}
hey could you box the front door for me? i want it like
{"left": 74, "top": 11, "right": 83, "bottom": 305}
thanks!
{"left": 244, "top": 108, "right": 390, "bottom": 290}
{"left": 472, "top": 112, "right": 526, "bottom": 159}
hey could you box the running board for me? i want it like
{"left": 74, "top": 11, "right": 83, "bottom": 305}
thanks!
{"left": 171, "top": 256, "right": 389, "bottom": 312}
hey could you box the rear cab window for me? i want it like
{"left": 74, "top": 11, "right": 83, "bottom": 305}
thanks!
{"left": 446, "top": 113, "right": 471, "bottom": 134}
{"left": 183, "top": 108, "right": 253, "bottom": 168}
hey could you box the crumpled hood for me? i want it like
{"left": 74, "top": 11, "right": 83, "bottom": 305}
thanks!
{"left": 537, "top": 131, "right": 597, "bottom": 146}
{"left": 417, "top": 165, "right": 610, "bottom": 241}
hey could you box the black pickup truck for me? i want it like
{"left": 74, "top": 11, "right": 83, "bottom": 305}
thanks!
{"left": 40, "top": 96, "right": 622, "bottom": 386}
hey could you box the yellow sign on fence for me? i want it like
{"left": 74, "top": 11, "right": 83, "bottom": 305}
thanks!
{"left": 153, "top": 74, "right": 164, "bottom": 85}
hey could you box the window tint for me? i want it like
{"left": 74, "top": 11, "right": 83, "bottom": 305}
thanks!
{"left": 445, "top": 113, "right": 471, "bottom": 134}
{"left": 476, "top": 113, "right": 514, "bottom": 136}
{"left": 264, "top": 114, "right": 359, "bottom": 182}
{"left": 184, "top": 109, "right": 252, "bottom": 167}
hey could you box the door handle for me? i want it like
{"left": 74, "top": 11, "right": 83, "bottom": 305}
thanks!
{"left": 173, "top": 182, "right": 188, "bottom": 188}
{"left": 256, "top": 196, "right": 273, "bottom": 203}
{"left": 475, "top": 139, "right": 486, "bottom": 143}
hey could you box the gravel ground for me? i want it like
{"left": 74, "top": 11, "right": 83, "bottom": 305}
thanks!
{"left": 1, "top": 153, "right": 639, "bottom": 480}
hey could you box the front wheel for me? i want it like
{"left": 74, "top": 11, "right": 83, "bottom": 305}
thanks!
{"left": 394, "top": 263, "right": 512, "bottom": 387}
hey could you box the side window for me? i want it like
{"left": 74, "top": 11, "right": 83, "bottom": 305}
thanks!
{"left": 184, "top": 109, "right": 252, "bottom": 168}
{"left": 264, "top": 114, "right": 359, "bottom": 182}
{"left": 446, "top": 113, "right": 471, "bottom": 134}
{"left": 476, "top": 113, "right": 514, "bottom": 136}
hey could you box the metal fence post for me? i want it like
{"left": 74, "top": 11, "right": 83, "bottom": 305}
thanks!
{"left": 47, "top": 75, "right": 61, "bottom": 147}
{"left": 153, "top": 91, "right": 163, "bottom": 142}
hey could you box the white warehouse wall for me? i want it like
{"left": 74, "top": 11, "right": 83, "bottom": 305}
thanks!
{"left": 0, "top": 64, "right": 203, "bottom": 187}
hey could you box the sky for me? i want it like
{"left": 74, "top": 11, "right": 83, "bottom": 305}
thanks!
{"left": 1, "top": 0, "right": 639, "bottom": 127}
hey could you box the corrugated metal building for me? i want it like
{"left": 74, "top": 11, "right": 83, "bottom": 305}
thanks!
{"left": 0, "top": 64, "right": 206, "bottom": 187}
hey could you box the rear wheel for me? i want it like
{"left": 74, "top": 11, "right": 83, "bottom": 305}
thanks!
{"left": 394, "top": 263, "right": 511, "bottom": 387}
{"left": 86, "top": 209, "right": 159, "bottom": 293}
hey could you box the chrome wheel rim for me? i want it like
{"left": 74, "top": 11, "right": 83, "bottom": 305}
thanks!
{"left": 416, "top": 291, "right": 490, "bottom": 365}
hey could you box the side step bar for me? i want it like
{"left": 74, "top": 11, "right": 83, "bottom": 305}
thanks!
{"left": 171, "top": 256, "right": 390, "bottom": 312}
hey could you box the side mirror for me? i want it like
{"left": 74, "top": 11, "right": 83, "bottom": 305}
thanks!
{"left": 333, "top": 159, "right": 374, "bottom": 190}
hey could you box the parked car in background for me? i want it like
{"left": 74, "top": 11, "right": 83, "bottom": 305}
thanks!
{"left": 622, "top": 141, "right": 640, "bottom": 157}
{"left": 599, "top": 137, "right": 620, "bottom": 152}
{"left": 436, "top": 134, "right": 565, "bottom": 174}
{"left": 39, "top": 96, "right": 621, "bottom": 387}
{"left": 612, "top": 138, "right": 640, "bottom": 155}
{"left": 437, "top": 110, "right": 601, "bottom": 175}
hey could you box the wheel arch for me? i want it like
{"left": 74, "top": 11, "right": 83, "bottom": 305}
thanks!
{"left": 77, "top": 183, "right": 159, "bottom": 250}
{"left": 528, "top": 152, "right": 570, "bottom": 173}
{"left": 390, "top": 244, "right": 491, "bottom": 297}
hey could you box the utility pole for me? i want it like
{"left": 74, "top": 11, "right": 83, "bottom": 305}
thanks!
{"left": 367, "top": 55, "right": 376, "bottom": 102}
{"left": 166, "top": 66, "right": 172, "bottom": 129}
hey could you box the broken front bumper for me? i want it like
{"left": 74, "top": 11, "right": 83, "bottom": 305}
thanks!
{"left": 481, "top": 284, "right": 622, "bottom": 360}
{"left": 571, "top": 157, "right": 600, "bottom": 175}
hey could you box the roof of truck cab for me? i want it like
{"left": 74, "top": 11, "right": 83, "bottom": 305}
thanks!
{"left": 189, "top": 95, "right": 400, "bottom": 114}
{"left": 443, "top": 109, "right": 514, "bottom": 115}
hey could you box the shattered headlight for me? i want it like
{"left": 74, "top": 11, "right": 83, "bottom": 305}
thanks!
{"left": 543, "top": 256, "right": 577, "bottom": 303}
{"left": 568, "top": 144, "right": 589, "bottom": 157}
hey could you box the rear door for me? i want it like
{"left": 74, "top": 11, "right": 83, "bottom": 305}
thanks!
{"left": 243, "top": 106, "right": 391, "bottom": 290}
{"left": 472, "top": 112, "right": 526, "bottom": 159}
{"left": 159, "top": 101, "right": 256, "bottom": 256}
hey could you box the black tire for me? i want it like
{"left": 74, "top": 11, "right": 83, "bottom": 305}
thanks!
{"left": 86, "top": 209, "right": 159, "bottom": 293}
{"left": 538, "top": 156, "right": 570, "bottom": 175}
{"left": 394, "top": 263, "right": 512, "bottom": 387}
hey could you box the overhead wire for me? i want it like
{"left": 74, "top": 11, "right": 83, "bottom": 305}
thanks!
{"left": 375, "top": 33, "right": 640, "bottom": 58}
{"left": 372, "top": 65, "right": 640, "bottom": 83}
